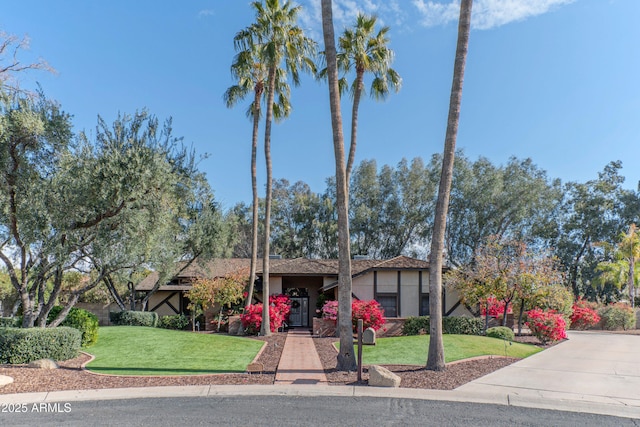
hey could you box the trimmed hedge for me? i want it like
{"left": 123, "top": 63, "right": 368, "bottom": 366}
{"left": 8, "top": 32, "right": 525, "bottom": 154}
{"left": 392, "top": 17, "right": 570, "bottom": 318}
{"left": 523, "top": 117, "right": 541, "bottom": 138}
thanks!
{"left": 158, "top": 314, "right": 189, "bottom": 330}
{"left": 47, "top": 306, "right": 99, "bottom": 347}
{"left": 110, "top": 310, "right": 158, "bottom": 327}
{"left": 486, "top": 326, "right": 515, "bottom": 341}
{"left": 402, "top": 316, "right": 484, "bottom": 336}
{"left": 0, "top": 327, "right": 81, "bottom": 363}
{"left": 0, "top": 317, "right": 21, "bottom": 328}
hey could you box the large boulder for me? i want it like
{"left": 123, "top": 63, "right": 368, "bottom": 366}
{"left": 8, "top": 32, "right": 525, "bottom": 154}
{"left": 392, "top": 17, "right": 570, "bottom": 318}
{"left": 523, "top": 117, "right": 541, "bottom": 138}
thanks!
{"left": 28, "top": 359, "right": 59, "bottom": 370}
{"left": 368, "top": 365, "right": 401, "bottom": 387}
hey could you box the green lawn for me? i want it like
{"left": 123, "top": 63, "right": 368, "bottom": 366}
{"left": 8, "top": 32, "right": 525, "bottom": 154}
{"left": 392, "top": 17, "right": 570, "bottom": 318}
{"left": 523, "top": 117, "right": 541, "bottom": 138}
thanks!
{"left": 346, "top": 334, "right": 542, "bottom": 365}
{"left": 85, "top": 326, "right": 264, "bottom": 375}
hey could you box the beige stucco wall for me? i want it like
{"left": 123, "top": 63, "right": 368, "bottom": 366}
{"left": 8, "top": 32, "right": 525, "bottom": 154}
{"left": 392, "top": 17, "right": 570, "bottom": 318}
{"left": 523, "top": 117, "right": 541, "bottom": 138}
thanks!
{"left": 376, "top": 271, "right": 397, "bottom": 293}
{"left": 148, "top": 291, "right": 181, "bottom": 317}
{"left": 352, "top": 274, "right": 374, "bottom": 300}
{"left": 445, "top": 287, "right": 473, "bottom": 316}
{"left": 400, "top": 271, "right": 420, "bottom": 318}
{"left": 269, "top": 276, "right": 283, "bottom": 295}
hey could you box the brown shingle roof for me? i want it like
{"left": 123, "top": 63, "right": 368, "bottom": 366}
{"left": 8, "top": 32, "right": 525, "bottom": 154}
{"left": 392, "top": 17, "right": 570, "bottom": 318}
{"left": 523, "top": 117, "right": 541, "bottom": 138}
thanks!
{"left": 136, "top": 258, "right": 251, "bottom": 291}
{"left": 136, "top": 256, "right": 429, "bottom": 292}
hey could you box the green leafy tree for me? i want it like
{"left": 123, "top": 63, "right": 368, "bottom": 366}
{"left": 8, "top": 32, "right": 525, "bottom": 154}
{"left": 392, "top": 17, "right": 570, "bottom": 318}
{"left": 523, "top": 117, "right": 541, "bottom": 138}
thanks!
{"left": 551, "top": 162, "right": 637, "bottom": 299}
{"left": 594, "top": 224, "right": 640, "bottom": 307}
{"left": 237, "top": 0, "right": 316, "bottom": 335}
{"left": 446, "top": 154, "right": 561, "bottom": 266}
{"left": 428, "top": 0, "right": 473, "bottom": 372}
{"left": 0, "top": 89, "right": 224, "bottom": 327}
{"left": 270, "top": 179, "right": 322, "bottom": 258}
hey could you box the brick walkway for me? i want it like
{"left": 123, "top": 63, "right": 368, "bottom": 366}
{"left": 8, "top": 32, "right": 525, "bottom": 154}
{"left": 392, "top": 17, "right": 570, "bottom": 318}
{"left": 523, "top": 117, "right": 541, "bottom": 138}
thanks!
{"left": 275, "top": 329, "right": 328, "bottom": 385}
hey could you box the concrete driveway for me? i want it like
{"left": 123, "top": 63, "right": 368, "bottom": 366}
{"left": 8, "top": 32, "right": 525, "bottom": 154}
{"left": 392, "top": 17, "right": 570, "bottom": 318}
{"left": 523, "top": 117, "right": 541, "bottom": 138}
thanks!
{"left": 456, "top": 331, "right": 640, "bottom": 416}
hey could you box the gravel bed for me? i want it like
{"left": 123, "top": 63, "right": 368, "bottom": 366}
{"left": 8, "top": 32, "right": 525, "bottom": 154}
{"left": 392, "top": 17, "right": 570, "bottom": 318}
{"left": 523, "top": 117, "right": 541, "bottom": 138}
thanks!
{"left": 313, "top": 336, "right": 520, "bottom": 389}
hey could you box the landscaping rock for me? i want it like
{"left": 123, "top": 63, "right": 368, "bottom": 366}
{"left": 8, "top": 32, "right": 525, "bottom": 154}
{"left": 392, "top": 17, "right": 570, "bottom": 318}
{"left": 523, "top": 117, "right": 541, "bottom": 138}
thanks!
{"left": 368, "top": 365, "right": 401, "bottom": 387}
{"left": 28, "top": 359, "right": 59, "bottom": 370}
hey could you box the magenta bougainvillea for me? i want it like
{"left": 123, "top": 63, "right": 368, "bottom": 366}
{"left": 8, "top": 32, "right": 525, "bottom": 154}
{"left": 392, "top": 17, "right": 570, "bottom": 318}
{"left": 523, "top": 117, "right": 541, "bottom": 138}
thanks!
{"left": 480, "top": 296, "right": 513, "bottom": 317}
{"left": 569, "top": 298, "right": 600, "bottom": 330}
{"left": 525, "top": 308, "right": 567, "bottom": 344}
{"left": 240, "top": 294, "right": 291, "bottom": 334}
{"left": 321, "top": 299, "right": 386, "bottom": 331}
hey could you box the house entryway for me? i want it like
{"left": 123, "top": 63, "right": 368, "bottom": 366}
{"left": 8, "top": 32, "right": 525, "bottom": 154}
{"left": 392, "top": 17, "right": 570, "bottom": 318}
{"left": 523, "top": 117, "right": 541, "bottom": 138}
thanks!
{"left": 288, "top": 297, "right": 309, "bottom": 327}
{"left": 285, "top": 287, "right": 310, "bottom": 328}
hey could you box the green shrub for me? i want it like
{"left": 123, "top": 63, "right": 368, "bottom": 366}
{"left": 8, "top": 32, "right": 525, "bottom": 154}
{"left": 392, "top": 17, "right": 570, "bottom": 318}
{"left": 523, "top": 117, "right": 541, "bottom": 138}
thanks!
{"left": 402, "top": 316, "right": 430, "bottom": 335}
{"left": 158, "top": 314, "right": 189, "bottom": 330}
{"left": 110, "top": 310, "right": 158, "bottom": 327}
{"left": 47, "top": 306, "right": 99, "bottom": 347}
{"left": 443, "top": 316, "right": 484, "bottom": 335}
{"left": 0, "top": 317, "right": 20, "bottom": 328}
{"left": 486, "top": 326, "right": 515, "bottom": 341}
{"left": 0, "top": 327, "right": 81, "bottom": 363}
{"left": 599, "top": 303, "right": 636, "bottom": 330}
{"left": 402, "top": 316, "right": 483, "bottom": 336}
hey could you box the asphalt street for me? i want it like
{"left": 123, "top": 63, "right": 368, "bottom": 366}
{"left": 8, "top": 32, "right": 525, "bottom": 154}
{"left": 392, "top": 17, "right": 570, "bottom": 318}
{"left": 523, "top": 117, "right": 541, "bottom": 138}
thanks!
{"left": 1, "top": 396, "right": 637, "bottom": 427}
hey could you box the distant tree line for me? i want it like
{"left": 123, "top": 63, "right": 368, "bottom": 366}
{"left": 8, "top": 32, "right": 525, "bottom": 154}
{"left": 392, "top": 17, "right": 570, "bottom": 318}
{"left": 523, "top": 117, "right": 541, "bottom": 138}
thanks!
{"left": 225, "top": 153, "right": 640, "bottom": 302}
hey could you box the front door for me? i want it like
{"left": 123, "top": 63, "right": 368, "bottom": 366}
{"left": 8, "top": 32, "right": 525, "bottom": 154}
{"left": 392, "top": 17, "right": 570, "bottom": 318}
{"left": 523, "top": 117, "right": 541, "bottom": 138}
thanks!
{"left": 288, "top": 297, "right": 309, "bottom": 327}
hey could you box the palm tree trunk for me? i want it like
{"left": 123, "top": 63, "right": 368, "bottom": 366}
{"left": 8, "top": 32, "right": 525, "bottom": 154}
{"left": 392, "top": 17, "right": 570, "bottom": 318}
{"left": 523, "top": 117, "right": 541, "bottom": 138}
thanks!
{"left": 245, "top": 92, "right": 262, "bottom": 312}
{"left": 346, "top": 69, "right": 364, "bottom": 183}
{"left": 321, "top": 0, "right": 356, "bottom": 371}
{"left": 260, "top": 66, "right": 277, "bottom": 336}
{"left": 427, "top": 0, "right": 472, "bottom": 371}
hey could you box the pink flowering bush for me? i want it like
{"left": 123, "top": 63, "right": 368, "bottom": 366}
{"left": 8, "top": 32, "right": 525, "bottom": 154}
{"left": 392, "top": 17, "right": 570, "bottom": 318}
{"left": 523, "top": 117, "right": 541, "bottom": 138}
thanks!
{"left": 525, "top": 308, "right": 567, "bottom": 344}
{"left": 352, "top": 300, "right": 386, "bottom": 331}
{"left": 569, "top": 299, "right": 601, "bottom": 330}
{"left": 240, "top": 294, "right": 291, "bottom": 334}
{"left": 321, "top": 300, "right": 339, "bottom": 321}
{"left": 480, "top": 296, "right": 513, "bottom": 317}
{"left": 321, "top": 299, "right": 386, "bottom": 332}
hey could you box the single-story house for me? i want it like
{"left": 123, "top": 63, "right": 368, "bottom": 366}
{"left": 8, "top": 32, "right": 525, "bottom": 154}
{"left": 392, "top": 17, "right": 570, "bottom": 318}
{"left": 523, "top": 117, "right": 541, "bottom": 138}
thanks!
{"left": 136, "top": 255, "right": 472, "bottom": 328}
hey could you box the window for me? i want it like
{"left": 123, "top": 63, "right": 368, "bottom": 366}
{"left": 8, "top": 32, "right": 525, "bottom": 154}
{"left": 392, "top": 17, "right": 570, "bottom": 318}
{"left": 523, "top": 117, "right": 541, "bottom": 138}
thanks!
{"left": 376, "top": 294, "right": 397, "bottom": 318}
{"left": 420, "top": 295, "right": 430, "bottom": 316}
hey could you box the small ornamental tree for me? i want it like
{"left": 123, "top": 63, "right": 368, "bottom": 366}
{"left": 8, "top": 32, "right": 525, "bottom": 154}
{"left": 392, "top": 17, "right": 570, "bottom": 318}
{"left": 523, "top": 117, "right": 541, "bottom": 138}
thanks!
{"left": 569, "top": 298, "right": 600, "bottom": 330}
{"left": 525, "top": 308, "right": 567, "bottom": 344}
{"left": 186, "top": 271, "right": 246, "bottom": 331}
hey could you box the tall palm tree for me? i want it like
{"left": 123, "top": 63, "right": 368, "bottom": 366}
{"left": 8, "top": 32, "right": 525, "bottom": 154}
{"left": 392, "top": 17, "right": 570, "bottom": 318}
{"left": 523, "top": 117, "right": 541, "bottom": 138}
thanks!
{"left": 240, "top": 0, "right": 316, "bottom": 335}
{"left": 321, "top": 0, "right": 357, "bottom": 371}
{"left": 318, "top": 15, "right": 401, "bottom": 182}
{"left": 336, "top": 14, "right": 401, "bottom": 181}
{"left": 224, "top": 34, "right": 291, "bottom": 314}
{"left": 428, "top": 0, "right": 473, "bottom": 371}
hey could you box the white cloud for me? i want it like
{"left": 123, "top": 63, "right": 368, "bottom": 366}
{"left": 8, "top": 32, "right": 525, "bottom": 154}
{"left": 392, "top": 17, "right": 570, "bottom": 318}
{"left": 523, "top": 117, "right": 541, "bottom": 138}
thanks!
{"left": 298, "top": 0, "right": 408, "bottom": 36}
{"left": 198, "top": 9, "right": 215, "bottom": 18}
{"left": 412, "top": 0, "right": 576, "bottom": 30}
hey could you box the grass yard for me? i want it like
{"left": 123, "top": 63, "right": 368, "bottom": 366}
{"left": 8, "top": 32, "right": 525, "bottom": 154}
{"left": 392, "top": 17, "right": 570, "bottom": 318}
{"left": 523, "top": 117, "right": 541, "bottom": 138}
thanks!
{"left": 347, "top": 334, "right": 542, "bottom": 366}
{"left": 85, "top": 326, "right": 265, "bottom": 375}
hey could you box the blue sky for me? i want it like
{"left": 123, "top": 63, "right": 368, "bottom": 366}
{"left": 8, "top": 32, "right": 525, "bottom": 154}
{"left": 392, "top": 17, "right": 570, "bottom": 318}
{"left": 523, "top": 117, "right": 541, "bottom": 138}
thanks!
{"left": 3, "top": 0, "right": 639, "bottom": 208}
